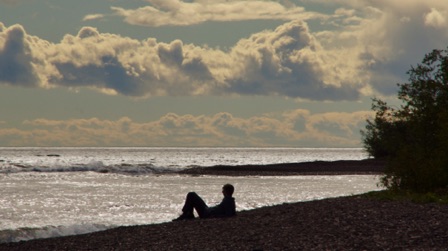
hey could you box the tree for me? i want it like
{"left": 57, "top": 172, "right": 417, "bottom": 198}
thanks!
{"left": 362, "top": 48, "right": 448, "bottom": 192}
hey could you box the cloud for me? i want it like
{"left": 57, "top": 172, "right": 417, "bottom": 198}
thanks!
{"left": 0, "top": 24, "right": 40, "bottom": 86}
{"left": 316, "top": 0, "right": 448, "bottom": 95}
{"left": 221, "top": 20, "right": 364, "bottom": 100}
{"left": 83, "top": 14, "right": 105, "bottom": 22}
{"left": 0, "top": 21, "right": 367, "bottom": 100}
{"left": 0, "top": 110, "right": 371, "bottom": 147}
{"left": 424, "top": 8, "right": 447, "bottom": 28}
{"left": 110, "top": 0, "right": 324, "bottom": 27}
{"left": 2, "top": 1, "right": 448, "bottom": 99}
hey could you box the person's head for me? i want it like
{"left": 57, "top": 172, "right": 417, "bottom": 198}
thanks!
{"left": 222, "top": 184, "right": 234, "bottom": 197}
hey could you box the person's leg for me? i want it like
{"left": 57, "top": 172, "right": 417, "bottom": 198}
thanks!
{"left": 182, "top": 192, "right": 209, "bottom": 218}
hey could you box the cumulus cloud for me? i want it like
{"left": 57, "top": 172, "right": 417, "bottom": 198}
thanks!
{"left": 2, "top": 1, "right": 448, "bottom": 99}
{"left": 316, "top": 0, "right": 448, "bottom": 95}
{"left": 110, "top": 0, "right": 324, "bottom": 27}
{"left": 222, "top": 20, "right": 364, "bottom": 100}
{"left": 0, "top": 110, "right": 371, "bottom": 147}
{"left": 0, "top": 24, "right": 40, "bottom": 86}
{"left": 0, "top": 21, "right": 367, "bottom": 100}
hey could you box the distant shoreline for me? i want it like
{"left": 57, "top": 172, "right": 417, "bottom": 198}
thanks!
{"left": 178, "top": 158, "right": 386, "bottom": 176}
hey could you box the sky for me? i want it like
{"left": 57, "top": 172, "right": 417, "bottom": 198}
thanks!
{"left": 0, "top": 0, "right": 447, "bottom": 147}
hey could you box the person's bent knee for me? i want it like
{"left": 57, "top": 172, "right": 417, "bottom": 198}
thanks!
{"left": 186, "top": 192, "right": 198, "bottom": 198}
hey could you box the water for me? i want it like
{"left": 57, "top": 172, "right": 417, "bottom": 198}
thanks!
{"left": 0, "top": 147, "right": 368, "bottom": 174}
{"left": 0, "top": 147, "right": 381, "bottom": 243}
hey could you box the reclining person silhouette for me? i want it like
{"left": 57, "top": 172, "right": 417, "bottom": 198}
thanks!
{"left": 173, "top": 184, "right": 236, "bottom": 221}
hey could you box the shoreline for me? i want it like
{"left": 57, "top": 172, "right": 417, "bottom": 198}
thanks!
{"left": 177, "top": 158, "right": 386, "bottom": 176}
{"left": 7, "top": 159, "right": 447, "bottom": 250}
{"left": 2, "top": 194, "right": 447, "bottom": 250}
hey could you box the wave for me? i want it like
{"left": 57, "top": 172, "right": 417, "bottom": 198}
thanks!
{"left": 0, "top": 224, "right": 112, "bottom": 243}
{"left": 0, "top": 161, "right": 184, "bottom": 175}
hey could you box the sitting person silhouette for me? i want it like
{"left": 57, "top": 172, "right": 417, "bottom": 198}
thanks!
{"left": 173, "top": 184, "right": 236, "bottom": 221}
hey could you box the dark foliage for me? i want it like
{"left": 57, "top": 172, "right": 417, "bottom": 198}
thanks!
{"left": 362, "top": 48, "right": 448, "bottom": 192}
